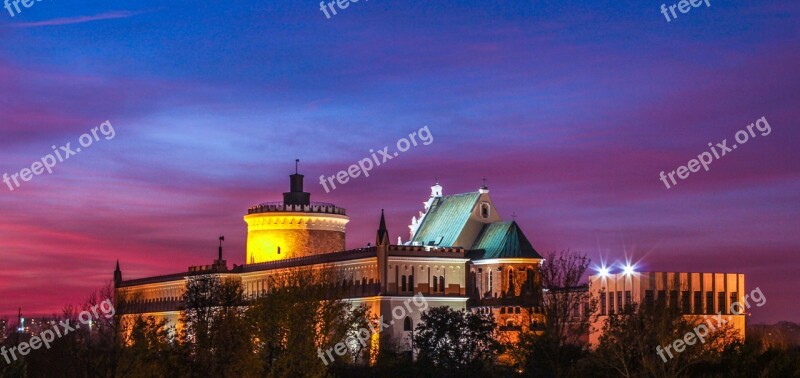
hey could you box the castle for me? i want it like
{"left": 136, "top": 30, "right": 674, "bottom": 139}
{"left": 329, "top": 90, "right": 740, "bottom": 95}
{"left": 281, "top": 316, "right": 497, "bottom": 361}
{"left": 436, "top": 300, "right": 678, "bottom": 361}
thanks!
{"left": 114, "top": 169, "right": 545, "bottom": 354}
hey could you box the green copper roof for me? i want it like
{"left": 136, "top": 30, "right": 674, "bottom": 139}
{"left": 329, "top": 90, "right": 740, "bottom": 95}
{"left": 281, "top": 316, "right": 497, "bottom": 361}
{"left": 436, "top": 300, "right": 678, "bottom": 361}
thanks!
{"left": 469, "top": 221, "right": 543, "bottom": 260}
{"left": 411, "top": 192, "right": 481, "bottom": 247}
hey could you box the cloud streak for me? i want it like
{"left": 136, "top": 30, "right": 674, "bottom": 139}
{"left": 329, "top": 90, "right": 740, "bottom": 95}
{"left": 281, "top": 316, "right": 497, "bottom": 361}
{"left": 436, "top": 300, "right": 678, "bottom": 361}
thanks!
{"left": 8, "top": 10, "right": 147, "bottom": 28}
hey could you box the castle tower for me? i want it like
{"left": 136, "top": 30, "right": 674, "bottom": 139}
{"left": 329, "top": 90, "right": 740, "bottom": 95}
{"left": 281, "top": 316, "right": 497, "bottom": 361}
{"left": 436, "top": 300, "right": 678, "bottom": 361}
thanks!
{"left": 244, "top": 164, "right": 349, "bottom": 263}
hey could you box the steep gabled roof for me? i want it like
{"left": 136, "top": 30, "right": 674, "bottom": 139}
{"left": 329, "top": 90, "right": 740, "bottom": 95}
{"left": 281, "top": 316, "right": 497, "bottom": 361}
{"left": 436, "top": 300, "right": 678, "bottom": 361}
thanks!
{"left": 411, "top": 192, "right": 481, "bottom": 247}
{"left": 468, "top": 221, "right": 542, "bottom": 260}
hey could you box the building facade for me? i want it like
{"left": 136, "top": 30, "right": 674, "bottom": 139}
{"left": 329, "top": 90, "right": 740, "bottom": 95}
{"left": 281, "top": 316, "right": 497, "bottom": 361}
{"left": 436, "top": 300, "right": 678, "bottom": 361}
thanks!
{"left": 588, "top": 271, "right": 747, "bottom": 346}
{"left": 114, "top": 171, "right": 545, "bottom": 354}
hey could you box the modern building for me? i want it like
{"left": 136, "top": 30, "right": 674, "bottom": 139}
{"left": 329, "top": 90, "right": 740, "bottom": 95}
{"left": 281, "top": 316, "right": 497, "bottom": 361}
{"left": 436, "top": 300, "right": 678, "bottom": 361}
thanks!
{"left": 588, "top": 271, "right": 747, "bottom": 346}
{"left": 114, "top": 169, "right": 545, "bottom": 356}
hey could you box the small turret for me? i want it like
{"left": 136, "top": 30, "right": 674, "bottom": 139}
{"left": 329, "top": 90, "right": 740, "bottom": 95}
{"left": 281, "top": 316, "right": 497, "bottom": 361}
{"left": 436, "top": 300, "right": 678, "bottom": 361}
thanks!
{"left": 283, "top": 159, "right": 311, "bottom": 206}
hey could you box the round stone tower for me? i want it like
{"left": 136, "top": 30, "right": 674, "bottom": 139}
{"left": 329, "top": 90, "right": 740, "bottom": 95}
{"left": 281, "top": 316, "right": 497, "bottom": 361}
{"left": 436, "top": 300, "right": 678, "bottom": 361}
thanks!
{"left": 244, "top": 167, "right": 348, "bottom": 264}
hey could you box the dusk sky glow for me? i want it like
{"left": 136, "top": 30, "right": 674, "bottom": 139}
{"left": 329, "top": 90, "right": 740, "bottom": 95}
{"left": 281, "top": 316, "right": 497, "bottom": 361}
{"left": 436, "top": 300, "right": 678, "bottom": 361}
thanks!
{"left": 0, "top": 1, "right": 798, "bottom": 324}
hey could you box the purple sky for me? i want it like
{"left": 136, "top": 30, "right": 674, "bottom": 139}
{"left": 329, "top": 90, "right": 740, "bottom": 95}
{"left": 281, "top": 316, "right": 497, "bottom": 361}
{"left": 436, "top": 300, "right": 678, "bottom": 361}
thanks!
{"left": 0, "top": 0, "right": 798, "bottom": 324}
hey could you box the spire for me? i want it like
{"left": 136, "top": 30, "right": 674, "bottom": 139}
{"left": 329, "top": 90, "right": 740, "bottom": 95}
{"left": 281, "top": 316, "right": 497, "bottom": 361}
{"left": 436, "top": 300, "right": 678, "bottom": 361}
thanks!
{"left": 218, "top": 236, "right": 225, "bottom": 261}
{"left": 377, "top": 209, "right": 390, "bottom": 246}
{"left": 114, "top": 260, "right": 122, "bottom": 287}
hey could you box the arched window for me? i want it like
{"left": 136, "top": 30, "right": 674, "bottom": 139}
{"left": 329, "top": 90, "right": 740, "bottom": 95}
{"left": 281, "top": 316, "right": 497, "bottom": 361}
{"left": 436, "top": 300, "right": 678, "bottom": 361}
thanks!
{"left": 480, "top": 202, "right": 490, "bottom": 219}
{"left": 409, "top": 275, "right": 414, "bottom": 292}
{"left": 403, "top": 316, "right": 413, "bottom": 331}
{"left": 401, "top": 275, "right": 407, "bottom": 292}
{"left": 432, "top": 276, "right": 438, "bottom": 292}
{"left": 489, "top": 270, "right": 493, "bottom": 295}
{"left": 439, "top": 275, "right": 445, "bottom": 293}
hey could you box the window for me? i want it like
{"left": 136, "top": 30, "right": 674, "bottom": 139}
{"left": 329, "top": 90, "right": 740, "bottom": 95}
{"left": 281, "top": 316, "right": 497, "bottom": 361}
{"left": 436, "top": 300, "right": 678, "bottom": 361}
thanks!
{"left": 432, "top": 276, "right": 438, "bottom": 292}
{"left": 409, "top": 275, "right": 415, "bottom": 292}
{"left": 489, "top": 271, "right": 493, "bottom": 295}
{"left": 600, "top": 293, "right": 607, "bottom": 315}
{"left": 480, "top": 202, "right": 490, "bottom": 218}
{"left": 657, "top": 290, "right": 666, "bottom": 305}
{"left": 682, "top": 291, "right": 691, "bottom": 313}
{"left": 526, "top": 269, "right": 535, "bottom": 293}
{"left": 617, "top": 291, "right": 622, "bottom": 313}
{"left": 515, "top": 307, "right": 521, "bottom": 314}
{"left": 706, "top": 292, "right": 714, "bottom": 314}
{"left": 277, "top": 246, "right": 281, "bottom": 254}
{"left": 401, "top": 275, "right": 407, "bottom": 292}
{"left": 694, "top": 291, "right": 702, "bottom": 314}
{"left": 670, "top": 290, "right": 678, "bottom": 308}
{"left": 730, "top": 292, "right": 739, "bottom": 313}
{"left": 718, "top": 292, "right": 726, "bottom": 314}
{"left": 625, "top": 291, "right": 632, "bottom": 308}
{"left": 645, "top": 290, "right": 654, "bottom": 308}
{"left": 439, "top": 276, "right": 445, "bottom": 293}
{"left": 403, "top": 317, "right": 412, "bottom": 331}
{"left": 609, "top": 293, "right": 615, "bottom": 315}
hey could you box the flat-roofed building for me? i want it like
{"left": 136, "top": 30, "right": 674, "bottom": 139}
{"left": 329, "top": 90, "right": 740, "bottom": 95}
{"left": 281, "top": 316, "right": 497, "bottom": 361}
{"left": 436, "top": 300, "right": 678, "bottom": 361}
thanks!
{"left": 588, "top": 271, "right": 746, "bottom": 346}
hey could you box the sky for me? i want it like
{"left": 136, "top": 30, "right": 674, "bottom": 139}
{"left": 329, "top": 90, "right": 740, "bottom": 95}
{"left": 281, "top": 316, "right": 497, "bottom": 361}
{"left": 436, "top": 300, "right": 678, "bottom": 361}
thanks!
{"left": 0, "top": 0, "right": 798, "bottom": 324}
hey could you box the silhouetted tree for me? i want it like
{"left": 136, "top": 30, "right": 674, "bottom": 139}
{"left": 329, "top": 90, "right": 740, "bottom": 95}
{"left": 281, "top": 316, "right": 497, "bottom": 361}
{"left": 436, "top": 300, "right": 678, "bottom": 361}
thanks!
{"left": 180, "top": 274, "right": 260, "bottom": 377}
{"left": 514, "top": 250, "right": 595, "bottom": 377}
{"left": 413, "top": 306, "right": 501, "bottom": 374}
{"left": 249, "top": 268, "right": 370, "bottom": 378}
{"left": 593, "top": 300, "right": 738, "bottom": 377}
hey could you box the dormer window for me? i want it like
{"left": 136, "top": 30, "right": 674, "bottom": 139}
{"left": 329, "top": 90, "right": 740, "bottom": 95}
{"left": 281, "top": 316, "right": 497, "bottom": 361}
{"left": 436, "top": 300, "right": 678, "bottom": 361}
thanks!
{"left": 480, "top": 202, "right": 490, "bottom": 219}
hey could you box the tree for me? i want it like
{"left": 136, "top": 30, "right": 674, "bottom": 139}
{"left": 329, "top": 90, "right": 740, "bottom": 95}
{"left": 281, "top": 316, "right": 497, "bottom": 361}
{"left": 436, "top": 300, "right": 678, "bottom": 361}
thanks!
{"left": 248, "top": 268, "right": 371, "bottom": 378}
{"left": 514, "top": 250, "right": 596, "bottom": 377}
{"left": 592, "top": 298, "right": 739, "bottom": 377}
{"left": 116, "top": 315, "right": 182, "bottom": 378}
{"left": 413, "top": 306, "right": 501, "bottom": 374}
{"left": 180, "top": 274, "right": 261, "bottom": 377}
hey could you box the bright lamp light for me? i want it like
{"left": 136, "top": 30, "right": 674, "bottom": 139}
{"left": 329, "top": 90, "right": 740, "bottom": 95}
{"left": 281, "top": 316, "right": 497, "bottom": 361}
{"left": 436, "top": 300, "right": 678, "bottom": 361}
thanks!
{"left": 623, "top": 264, "right": 635, "bottom": 276}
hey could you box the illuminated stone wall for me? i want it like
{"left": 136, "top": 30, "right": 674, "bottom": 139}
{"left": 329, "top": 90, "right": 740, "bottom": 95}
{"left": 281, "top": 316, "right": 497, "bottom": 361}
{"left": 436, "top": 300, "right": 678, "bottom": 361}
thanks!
{"left": 244, "top": 213, "right": 349, "bottom": 263}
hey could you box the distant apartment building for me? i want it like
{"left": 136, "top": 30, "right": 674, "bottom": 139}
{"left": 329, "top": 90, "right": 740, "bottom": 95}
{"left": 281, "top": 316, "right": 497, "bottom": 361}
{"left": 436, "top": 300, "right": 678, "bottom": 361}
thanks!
{"left": 588, "top": 271, "right": 747, "bottom": 346}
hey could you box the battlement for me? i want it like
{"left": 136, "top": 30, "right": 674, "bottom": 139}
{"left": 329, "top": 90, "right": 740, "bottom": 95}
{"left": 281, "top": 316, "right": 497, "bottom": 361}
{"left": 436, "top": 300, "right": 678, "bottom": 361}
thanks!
{"left": 247, "top": 201, "right": 346, "bottom": 216}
